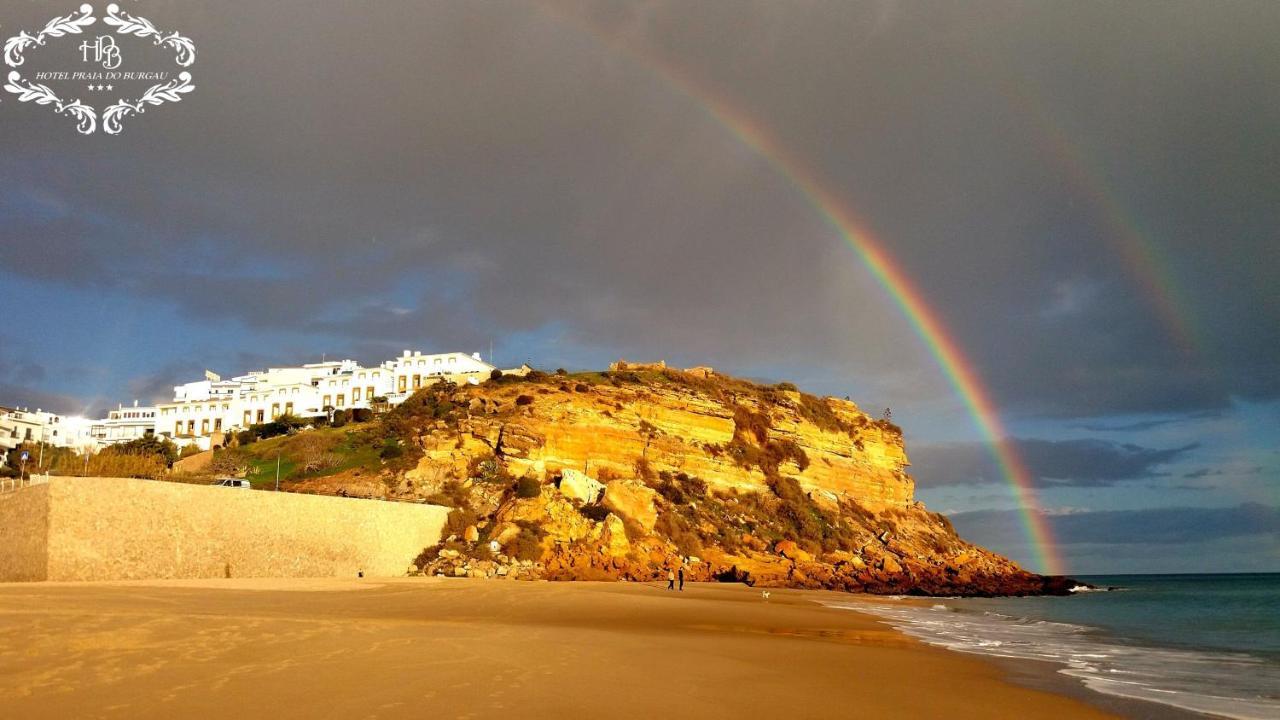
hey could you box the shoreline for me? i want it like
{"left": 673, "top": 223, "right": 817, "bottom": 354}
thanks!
{"left": 0, "top": 577, "right": 1119, "bottom": 719}
{"left": 821, "top": 593, "right": 1211, "bottom": 720}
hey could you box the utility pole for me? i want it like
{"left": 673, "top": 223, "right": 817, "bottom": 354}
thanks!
{"left": 275, "top": 453, "right": 281, "bottom": 491}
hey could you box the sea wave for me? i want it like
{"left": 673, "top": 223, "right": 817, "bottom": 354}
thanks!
{"left": 823, "top": 600, "right": 1280, "bottom": 720}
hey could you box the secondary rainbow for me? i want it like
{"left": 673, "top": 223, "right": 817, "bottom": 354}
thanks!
{"left": 997, "top": 74, "right": 1199, "bottom": 355}
{"left": 537, "top": 3, "right": 1065, "bottom": 575}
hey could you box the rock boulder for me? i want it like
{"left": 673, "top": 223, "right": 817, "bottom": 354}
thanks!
{"left": 602, "top": 479, "right": 659, "bottom": 533}
{"left": 558, "top": 468, "right": 605, "bottom": 504}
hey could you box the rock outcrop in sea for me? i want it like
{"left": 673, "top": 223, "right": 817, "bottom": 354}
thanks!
{"left": 388, "top": 364, "right": 1074, "bottom": 596}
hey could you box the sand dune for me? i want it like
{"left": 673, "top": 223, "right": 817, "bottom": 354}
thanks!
{"left": 0, "top": 579, "right": 1116, "bottom": 719}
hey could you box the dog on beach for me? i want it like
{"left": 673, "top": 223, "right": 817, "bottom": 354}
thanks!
{"left": 761, "top": 590, "right": 771, "bottom": 600}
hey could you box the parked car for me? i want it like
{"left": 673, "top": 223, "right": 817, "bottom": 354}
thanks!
{"left": 211, "top": 478, "right": 252, "bottom": 489}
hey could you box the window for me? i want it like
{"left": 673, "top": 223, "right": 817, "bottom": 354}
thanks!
{"left": 175, "top": 421, "right": 182, "bottom": 435}
{"left": 398, "top": 376, "right": 407, "bottom": 393}
{"left": 214, "top": 419, "right": 222, "bottom": 432}
{"left": 187, "top": 420, "right": 195, "bottom": 434}
{"left": 285, "top": 402, "right": 293, "bottom": 415}
{"left": 412, "top": 374, "right": 421, "bottom": 389}
{"left": 272, "top": 403, "right": 280, "bottom": 418}
{"left": 256, "top": 410, "right": 265, "bottom": 423}
{"left": 366, "top": 385, "right": 374, "bottom": 400}
{"left": 323, "top": 395, "right": 331, "bottom": 407}
{"left": 353, "top": 388, "right": 362, "bottom": 401}
{"left": 336, "top": 394, "right": 345, "bottom": 407}
{"left": 200, "top": 419, "right": 209, "bottom": 435}
{"left": 243, "top": 411, "right": 252, "bottom": 426}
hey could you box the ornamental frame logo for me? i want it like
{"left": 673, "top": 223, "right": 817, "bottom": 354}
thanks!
{"left": 2, "top": 3, "right": 195, "bottom": 135}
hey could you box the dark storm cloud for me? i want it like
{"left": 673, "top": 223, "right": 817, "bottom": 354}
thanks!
{"left": 949, "top": 503, "right": 1280, "bottom": 546}
{"left": 0, "top": 1, "right": 1277, "bottom": 417}
{"left": 124, "top": 360, "right": 204, "bottom": 405}
{"left": 911, "top": 438, "right": 1197, "bottom": 488}
{"left": 1182, "top": 466, "right": 1262, "bottom": 480}
{"left": 1071, "top": 411, "right": 1222, "bottom": 433}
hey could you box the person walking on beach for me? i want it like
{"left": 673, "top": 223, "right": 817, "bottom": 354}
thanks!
{"left": 666, "top": 568, "right": 675, "bottom": 590}
{"left": 678, "top": 565, "right": 685, "bottom": 592}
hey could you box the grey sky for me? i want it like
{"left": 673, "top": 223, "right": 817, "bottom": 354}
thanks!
{"left": 1, "top": 1, "right": 1276, "bottom": 572}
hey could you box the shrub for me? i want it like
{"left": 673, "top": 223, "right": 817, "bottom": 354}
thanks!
{"left": 490, "top": 369, "right": 504, "bottom": 380}
{"left": 633, "top": 456, "right": 656, "bottom": 483}
{"left": 578, "top": 503, "right": 611, "bottom": 522}
{"left": 379, "top": 438, "right": 404, "bottom": 459}
{"left": 656, "top": 472, "right": 706, "bottom": 505}
{"left": 413, "top": 544, "right": 441, "bottom": 569}
{"left": 506, "top": 521, "right": 547, "bottom": 562}
{"left": 428, "top": 480, "right": 471, "bottom": 508}
{"left": 443, "top": 507, "right": 478, "bottom": 537}
{"left": 515, "top": 394, "right": 534, "bottom": 406}
{"left": 733, "top": 405, "right": 771, "bottom": 444}
{"left": 515, "top": 476, "right": 541, "bottom": 498}
{"left": 469, "top": 454, "right": 512, "bottom": 485}
{"left": 115, "top": 435, "right": 180, "bottom": 466}
{"left": 210, "top": 449, "right": 249, "bottom": 477}
{"left": 655, "top": 511, "right": 702, "bottom": 556}
{"left": 796, "top": 394, "right": 857, "bottom": 436}
{"left": 574, "top": 383, "right": 589, "bottom": 393}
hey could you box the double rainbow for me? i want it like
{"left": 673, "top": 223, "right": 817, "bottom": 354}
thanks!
{"left": 536, "top": 4, "right": 1065, "bottom": 575}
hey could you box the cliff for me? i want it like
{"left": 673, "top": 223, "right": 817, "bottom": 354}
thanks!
{"left": 363, "top": 366, "right": 1069, "bottom": 595}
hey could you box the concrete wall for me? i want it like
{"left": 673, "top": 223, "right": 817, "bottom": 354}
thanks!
{"left": 0, "top": 483, "right": 50, "bottom": 581}
{"left": 0, "top": 477, "right": 449, "bottom": 582}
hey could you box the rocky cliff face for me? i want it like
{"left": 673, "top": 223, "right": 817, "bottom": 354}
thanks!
{"left": 392, "top": 367, "right": 1070, "bottom": 596}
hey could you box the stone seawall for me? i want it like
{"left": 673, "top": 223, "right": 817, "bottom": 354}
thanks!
{"left": 0, "top": 477, "right": 449, "bottom": 582}
{"left": 0, "top": 483, "right": 50, "bottom": 581}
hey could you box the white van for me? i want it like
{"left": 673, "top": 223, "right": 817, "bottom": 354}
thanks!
{"left": 211, "top": 478, "right": 252, "bottom": 489}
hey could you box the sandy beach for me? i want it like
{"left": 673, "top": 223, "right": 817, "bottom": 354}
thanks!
{"left": 0, "top": 578, "right": 1119, "bottom": 719}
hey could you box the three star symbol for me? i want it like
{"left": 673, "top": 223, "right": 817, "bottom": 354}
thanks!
{"left": 86, "top": 84, "right": 114, "bottom": 92}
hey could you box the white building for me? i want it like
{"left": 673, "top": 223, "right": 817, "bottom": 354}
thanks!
{"left": 0, "top": 407, "right": 42, "bottom": 457}
{"left": 153, "top": 350, "right": 495, "bottom": 450}
{"left": 90, "top": 402, "right": 158, "bottom": 446}
{"left": 0, "top": 407, "right": 100, "bottom": 459}
{"left": 1, "top": 350, "right": 498, "bottom": 455}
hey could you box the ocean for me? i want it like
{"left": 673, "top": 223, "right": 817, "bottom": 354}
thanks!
{"left": 825, "top": 573, "right": 1280, "bottom": 719}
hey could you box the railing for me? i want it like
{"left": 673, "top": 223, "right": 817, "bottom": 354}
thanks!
{"left": 0, "top": 475, "right": 49, "bottom": 494}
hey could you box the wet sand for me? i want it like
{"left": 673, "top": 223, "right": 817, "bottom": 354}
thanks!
{"left": 0, "top": 578, "right": 1119, "bottom": 719}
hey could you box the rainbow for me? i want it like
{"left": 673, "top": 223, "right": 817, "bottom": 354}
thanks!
{"left": 535, "top": 3, "right": 1065, "bottom": 574}
{"left": 997, "top": 75, "right": 1199, "bottom": 355}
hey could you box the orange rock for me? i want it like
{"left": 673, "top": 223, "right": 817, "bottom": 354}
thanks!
{"left": 602, "top": 479, "right": 658, "bottom": 533}
{"left": 774, "top": 540, "right": 813, "bottom": 563}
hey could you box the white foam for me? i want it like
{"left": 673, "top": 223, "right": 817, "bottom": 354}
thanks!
{"left": 823, "top": 601, "right": 1280, "bottom": 720}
